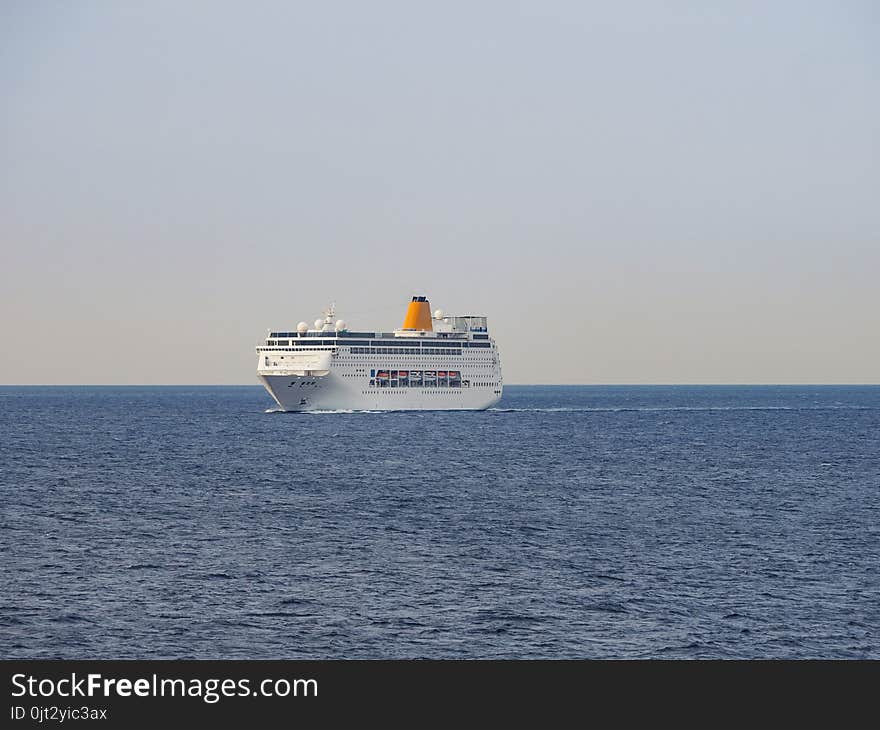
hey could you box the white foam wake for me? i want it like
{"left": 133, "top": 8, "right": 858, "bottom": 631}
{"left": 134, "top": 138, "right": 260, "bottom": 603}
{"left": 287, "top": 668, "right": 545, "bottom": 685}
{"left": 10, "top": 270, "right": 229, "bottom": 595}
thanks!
{"left": 488, "top": 405, "right": 872, "bottom": 413}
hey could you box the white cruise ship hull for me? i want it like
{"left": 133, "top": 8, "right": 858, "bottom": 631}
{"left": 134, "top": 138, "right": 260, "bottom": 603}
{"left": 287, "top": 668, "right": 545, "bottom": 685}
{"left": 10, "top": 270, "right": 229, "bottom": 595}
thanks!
{"left": 259, "top": 373, "right": 501, "bottom": 412}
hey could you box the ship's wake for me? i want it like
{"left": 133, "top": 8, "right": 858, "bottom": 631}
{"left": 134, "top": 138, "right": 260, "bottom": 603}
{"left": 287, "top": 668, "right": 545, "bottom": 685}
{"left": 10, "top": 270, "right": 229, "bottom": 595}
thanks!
{"left": 489, "top": 405, "right": 872, "bottom": 413}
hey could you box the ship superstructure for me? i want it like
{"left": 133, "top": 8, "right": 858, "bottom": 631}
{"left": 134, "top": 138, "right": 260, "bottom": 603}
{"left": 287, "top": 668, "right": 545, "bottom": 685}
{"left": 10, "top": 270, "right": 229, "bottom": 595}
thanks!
{"left": 256, "top": 296, "right": 502, "bottom": 411}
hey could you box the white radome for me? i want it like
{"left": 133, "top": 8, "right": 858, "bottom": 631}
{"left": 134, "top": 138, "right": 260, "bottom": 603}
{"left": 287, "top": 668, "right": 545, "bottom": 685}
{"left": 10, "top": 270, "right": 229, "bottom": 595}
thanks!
{"left": 434, "top": 309, "right": 444, "bottom": 319}
{"left": 297, "top": 322, "right": 308, "bottom": 334}
{"left": 335, "top": 319, "right": 346, "bottom": 331}
{"left": 314, "top": 319, "right": 323, "bottom": 330}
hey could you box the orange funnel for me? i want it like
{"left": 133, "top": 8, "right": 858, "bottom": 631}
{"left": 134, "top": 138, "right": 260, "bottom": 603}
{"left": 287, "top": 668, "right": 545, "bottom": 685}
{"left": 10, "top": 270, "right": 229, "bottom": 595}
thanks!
{"left": 402, "top": 296, "right": 433, "bottom": 331}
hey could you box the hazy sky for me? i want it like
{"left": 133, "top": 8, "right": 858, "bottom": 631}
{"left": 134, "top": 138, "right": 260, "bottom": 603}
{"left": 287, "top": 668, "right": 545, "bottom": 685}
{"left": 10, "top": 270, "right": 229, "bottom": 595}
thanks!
{"left": 2, "top": 1, "right": 878, "bottom": 384}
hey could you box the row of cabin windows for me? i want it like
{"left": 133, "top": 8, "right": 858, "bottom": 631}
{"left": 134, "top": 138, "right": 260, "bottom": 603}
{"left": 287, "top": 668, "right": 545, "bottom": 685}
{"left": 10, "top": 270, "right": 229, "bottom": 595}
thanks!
{"left": 261, "top": 347, "right": 332, "bottom": 352}
{"left": 350, "top": 347, "right": 462, "bottom": 355}
{"left": 265, "top": 339, "right": 491, "bottom": 349}
{"left": 269, "top": 331, "right": 475, "bottom": 341}
{"left": 345, "top": 344, "right": 489, "bottom": 352}
{"left": 268, "top": 338, "right": 467, "bottom": 347}
{"left": 266, "top": 339, "right": 340, "bottom": 346}
{"left": 370, "top": 378, "right": 464, "bottom": 388}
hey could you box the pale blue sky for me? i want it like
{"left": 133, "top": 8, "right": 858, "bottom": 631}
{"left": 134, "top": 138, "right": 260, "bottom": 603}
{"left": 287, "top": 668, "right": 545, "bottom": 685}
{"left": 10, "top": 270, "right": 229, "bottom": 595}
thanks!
{"left": 2, "top": 1, "right": 878, "bottom": 383}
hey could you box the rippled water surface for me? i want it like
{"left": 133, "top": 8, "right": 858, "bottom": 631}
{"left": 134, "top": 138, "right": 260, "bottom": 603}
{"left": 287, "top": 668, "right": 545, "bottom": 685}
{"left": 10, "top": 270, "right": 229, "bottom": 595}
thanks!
{"left": 2, "top": 385, "right": 878, "bottom": 658}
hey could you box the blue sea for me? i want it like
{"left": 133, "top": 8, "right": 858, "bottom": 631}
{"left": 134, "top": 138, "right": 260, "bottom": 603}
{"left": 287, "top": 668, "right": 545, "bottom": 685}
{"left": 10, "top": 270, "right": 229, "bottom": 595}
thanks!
{"left": 1, "top": 385, "right": 878, "bottom": 659}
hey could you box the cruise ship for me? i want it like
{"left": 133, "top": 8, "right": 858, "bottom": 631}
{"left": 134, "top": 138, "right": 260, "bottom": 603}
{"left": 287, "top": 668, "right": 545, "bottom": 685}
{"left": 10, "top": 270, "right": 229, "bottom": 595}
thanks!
{"left": 257, "top": 296, "right": 503, "bottom": 411}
